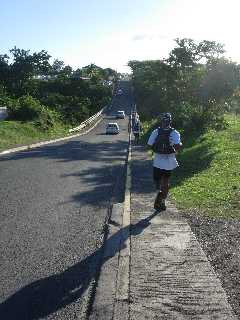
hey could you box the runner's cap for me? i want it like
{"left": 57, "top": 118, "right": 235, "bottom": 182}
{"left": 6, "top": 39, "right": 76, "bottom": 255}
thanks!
{"left": 162, "top": 112, "right": 172, "bottom": 121}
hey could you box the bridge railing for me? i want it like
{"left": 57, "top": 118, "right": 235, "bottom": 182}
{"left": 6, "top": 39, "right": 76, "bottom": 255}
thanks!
{"left": 68, "top": 105, "right": 108, "bottom": 133}
{"left": 0, "top": 107, "right": 8, "bottom": 121}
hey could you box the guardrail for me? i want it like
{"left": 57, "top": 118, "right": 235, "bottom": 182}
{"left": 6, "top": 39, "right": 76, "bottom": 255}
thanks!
{"left": 0, "top": 107, "right": 8, "bottom": 121}
{"left": 0, "top": 105, "right": 110, "bottom": 156}
{"left": 68, "top": 105, "right": 108, "bottom": 133}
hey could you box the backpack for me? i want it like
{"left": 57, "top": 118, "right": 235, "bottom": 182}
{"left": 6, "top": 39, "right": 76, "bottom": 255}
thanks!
{"left": 133, "top": 122, "right": 140, "bottom": 133}
{"left": 152, "top": 127, "right": 175, "bottom": 154}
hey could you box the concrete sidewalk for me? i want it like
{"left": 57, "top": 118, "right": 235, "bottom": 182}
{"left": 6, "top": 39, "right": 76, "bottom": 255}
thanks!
{"left": 89, "top": 144, "right": 237, "bottom": 320}
{"left": 129, "top": 145, "right": 236, "bottom": 320}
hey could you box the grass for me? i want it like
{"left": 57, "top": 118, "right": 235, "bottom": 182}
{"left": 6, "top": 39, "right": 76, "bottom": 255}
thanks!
{"left": 141, "top": 114, "right": 240, "bottom": 218}
{"left": 0, "top": 120, "right": 70, "bottom": 152}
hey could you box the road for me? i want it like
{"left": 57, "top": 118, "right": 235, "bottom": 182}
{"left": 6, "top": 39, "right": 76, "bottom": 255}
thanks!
{"left": 0, "top": 81, "right": 132, "bottom": 319}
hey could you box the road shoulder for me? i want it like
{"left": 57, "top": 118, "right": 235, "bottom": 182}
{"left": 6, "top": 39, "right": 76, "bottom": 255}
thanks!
{"left": 130, "top": 144, "right": 236, "bottom": 319}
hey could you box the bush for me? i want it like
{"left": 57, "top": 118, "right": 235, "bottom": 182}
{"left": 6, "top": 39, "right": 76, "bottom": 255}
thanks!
{"left": 34, "top": 107, "right": 59, "bottom": 131}
{"left": 63, "top": 100, "right": 91, "bottom": 125}
{"left": 7, "top": 95, "right": 43, "bottom": 121}
{"left": 0, "top": 95, "right": 17, "bottom": 119}
{"left": 6, "top": 95, "right": 59, "bottom": 130}
{"left": 39, "top": 94, "right": 94, "bottom": 125}
{"left": 39, "top": 93, "right": 66, "bottom": 110}
{"left": 169, "top": 101, "right": 227, "bottom": 132}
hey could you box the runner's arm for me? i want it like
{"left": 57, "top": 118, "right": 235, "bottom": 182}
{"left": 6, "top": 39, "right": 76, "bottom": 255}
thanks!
{"left": 173, "top": 143, "right": 182, "bottom": 153}
{"left": 146, "top": 129, "right": 158, "bottom": 151}
{"left": 171, "top": 130, "right": 182, "bottom": 153}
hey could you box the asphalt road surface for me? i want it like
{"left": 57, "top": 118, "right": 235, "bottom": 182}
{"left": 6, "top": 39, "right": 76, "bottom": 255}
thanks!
{"left": 0, "top": 81, "right": 133, "bottom": 319}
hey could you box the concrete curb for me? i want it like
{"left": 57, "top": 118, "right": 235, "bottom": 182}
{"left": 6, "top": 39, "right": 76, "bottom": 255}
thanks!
{"left": 0, "top": 116, "right": 103, "bottom": 157}
{"left": 88, "top": 203, "right": 124, "bottom": 320}
{"left": 113, "top": 134, "right": 131, "bottom": 320}
{"left": 89, "top": 126, "right": 132, "bottom": 320}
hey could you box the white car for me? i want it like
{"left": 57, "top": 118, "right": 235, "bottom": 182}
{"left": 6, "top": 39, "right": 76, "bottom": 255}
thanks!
{"left": 106, "top": 122, "right": 120, "bottom": 134}
{"left": 116, "top": 110, "right": 125, "bottom": 119}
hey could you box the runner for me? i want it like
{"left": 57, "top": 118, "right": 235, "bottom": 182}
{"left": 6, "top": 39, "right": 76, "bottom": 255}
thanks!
{"left": 133, "top": 119, "right": 141, "bottom": 143}
{"left": 147, "top": 113, "right": 182, "bottom": 211}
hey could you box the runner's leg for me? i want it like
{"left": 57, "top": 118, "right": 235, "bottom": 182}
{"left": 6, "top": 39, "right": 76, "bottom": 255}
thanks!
{"left": 160, "top": 175, "right": 170, "bottom": 199}
{"left": 159, "top": 175, "right": 170, "bottom": 210}
{"left": 153, "top": 168, "right": 163, "bottom": 210}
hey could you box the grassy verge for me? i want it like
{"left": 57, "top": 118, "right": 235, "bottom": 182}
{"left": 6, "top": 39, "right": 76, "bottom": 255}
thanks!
{"left": 141, "top": 114, "right": 240, "bottom": 218}
{"left": 0, "top": 121, "right": 70, "bottom": 152}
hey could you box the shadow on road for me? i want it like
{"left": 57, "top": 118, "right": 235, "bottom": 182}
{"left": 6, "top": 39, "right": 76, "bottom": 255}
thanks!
{"left": 0, "top": 139, "right": 128, "bottom": 164}
{"left": 0, "top": 139, "right": 129, "bottom": 207}
{"left": 0, "top": 81, "right": 136, "bottom": 318}
{"left": 0, "top": 212, "right": 158, "bottom": 319}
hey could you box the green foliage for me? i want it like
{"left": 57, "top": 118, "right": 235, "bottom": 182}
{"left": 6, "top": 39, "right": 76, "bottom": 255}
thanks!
{"left": 170, "top": 114, "right": 240, "bottom": 218}
{"left": 230, "top": 88, "right": 240, "bottom": 114}
{"left": 6, "top": 95, "right": 59, "bottom": 130}
{"left": 0, "top": 120, "right": 69, "bottom": 151}
{"left": 0, "top": 54, "right": 10, "bottom": 84}
{"left": 51, "top": 59, "right": 65, "bottom": 74}
{"left": 0, "top": 47, "right": 116, "bottom": 133}
{"left": 0, "top": 89, "right": 15, "bottom": 110}
{"left": 129, "top": 38, "right": 240, "bottom": 132}
{"left": 200, "top": 58, "right": 240, "bottom": 103}
{"left": 64, "top": 101, "right": 90, "bottom": 125}
{"left": 168, "top": 38, "right": 225, "bottom": 67}
{"left": 6, "top": 47, "right": 51, "bottom": 95}
{"left": 34, "top": 107, "right": 60, "bottom": 131}
{"left": 7, "top": 95, "right": 43, "bottom": 121}
{"left": 0, "top": 47, "right": 120, "bottom": 151}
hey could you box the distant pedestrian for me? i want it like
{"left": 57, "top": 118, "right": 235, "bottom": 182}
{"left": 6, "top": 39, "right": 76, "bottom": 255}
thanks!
{"left": 133, "top": 119, "right": 141, "bottom": 143}
{"left": 128, "top": 115, "right": 132, "bottom": 133}
{"left": 131, "top": 112, "right": 136, "bottom": 127}
{"left": 147, "top": 113, "right": 182, "bottom": 211}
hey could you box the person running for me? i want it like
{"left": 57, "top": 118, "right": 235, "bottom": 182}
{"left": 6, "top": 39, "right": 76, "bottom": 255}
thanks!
{"left": 133, "top": 119, "right": 141, "bottom": 143}
{"left": 147, "top": 112, "right": 182, "bottom": 211}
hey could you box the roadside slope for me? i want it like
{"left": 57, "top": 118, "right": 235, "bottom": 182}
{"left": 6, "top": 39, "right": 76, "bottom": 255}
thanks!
{"left": 140, "top": 113, "right": 240, "bottom": 316}
{"left": 130, "top": 144, "right": 236, "bottom": 319}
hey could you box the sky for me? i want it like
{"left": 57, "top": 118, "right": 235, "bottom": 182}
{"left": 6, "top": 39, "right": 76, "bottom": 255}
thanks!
{"left": 1, "top": 0, "right": 240, "bottom": 73}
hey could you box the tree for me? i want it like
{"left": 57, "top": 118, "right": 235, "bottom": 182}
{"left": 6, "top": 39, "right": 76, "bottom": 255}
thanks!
{"left": 200, "top": 58, "right": 240, "bottom": 103}
{"left": 51, "top": 59, "right": 65, "bottom": 75}
{"left": 168, "top": 38, "right": 225, "bottom": 67}
{"left": 7, "top": 47, "right": 51, "bottom": 95}
{"left": 59, "top": 65, "right": 73, "bottom": 78}
{"left": 81, "top": 64, "right": 104, "bottom": 80}
{"left": 128, "top": 38, "right": 239, "bottom": 130}
{"left": 0, "top": 54, "right": 10, "bottom": 85}
{"left": 10, "top": 47, "right": 51, "bottom": 77}
{"left": 103, "top": 68, "right": 117, "bottom": 81}
{"left": 0, "top": 48, "right": 114, "bottom": 127}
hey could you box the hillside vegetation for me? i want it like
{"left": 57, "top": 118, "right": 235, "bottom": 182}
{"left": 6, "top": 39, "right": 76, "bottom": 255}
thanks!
{"left": 171, "top": 114, "right": 240, "bottom": 218}
{"left": 0, "top": 48, "right": 118, "bottom": 150}
{"left": 0, "top": 120, "right": 70, "bottom": 151}
{"left": 129, "top": 38, "right": 240, "bottom": 217}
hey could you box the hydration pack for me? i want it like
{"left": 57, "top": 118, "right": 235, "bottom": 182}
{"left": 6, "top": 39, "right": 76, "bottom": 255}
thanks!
{"left": 133, "top": 122, "right": 140, "bottom": 133}
{"left": 152, "top": 127, "right": 175, "bottom": 154}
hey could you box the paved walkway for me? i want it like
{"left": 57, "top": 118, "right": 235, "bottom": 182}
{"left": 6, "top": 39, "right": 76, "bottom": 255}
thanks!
{"left": 129, "top": 145, "right": 236, "bottom": 320}
{"left": 90, "top": 144, "right": 237, "bottom": 320}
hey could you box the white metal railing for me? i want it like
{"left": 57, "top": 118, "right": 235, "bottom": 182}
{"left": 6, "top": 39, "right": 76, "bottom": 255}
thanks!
{"left": 0, "top": 107, "right": 8, "bottom": 121}
{"left": 68, "top": 105, "right": 108, "bottom": 133}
